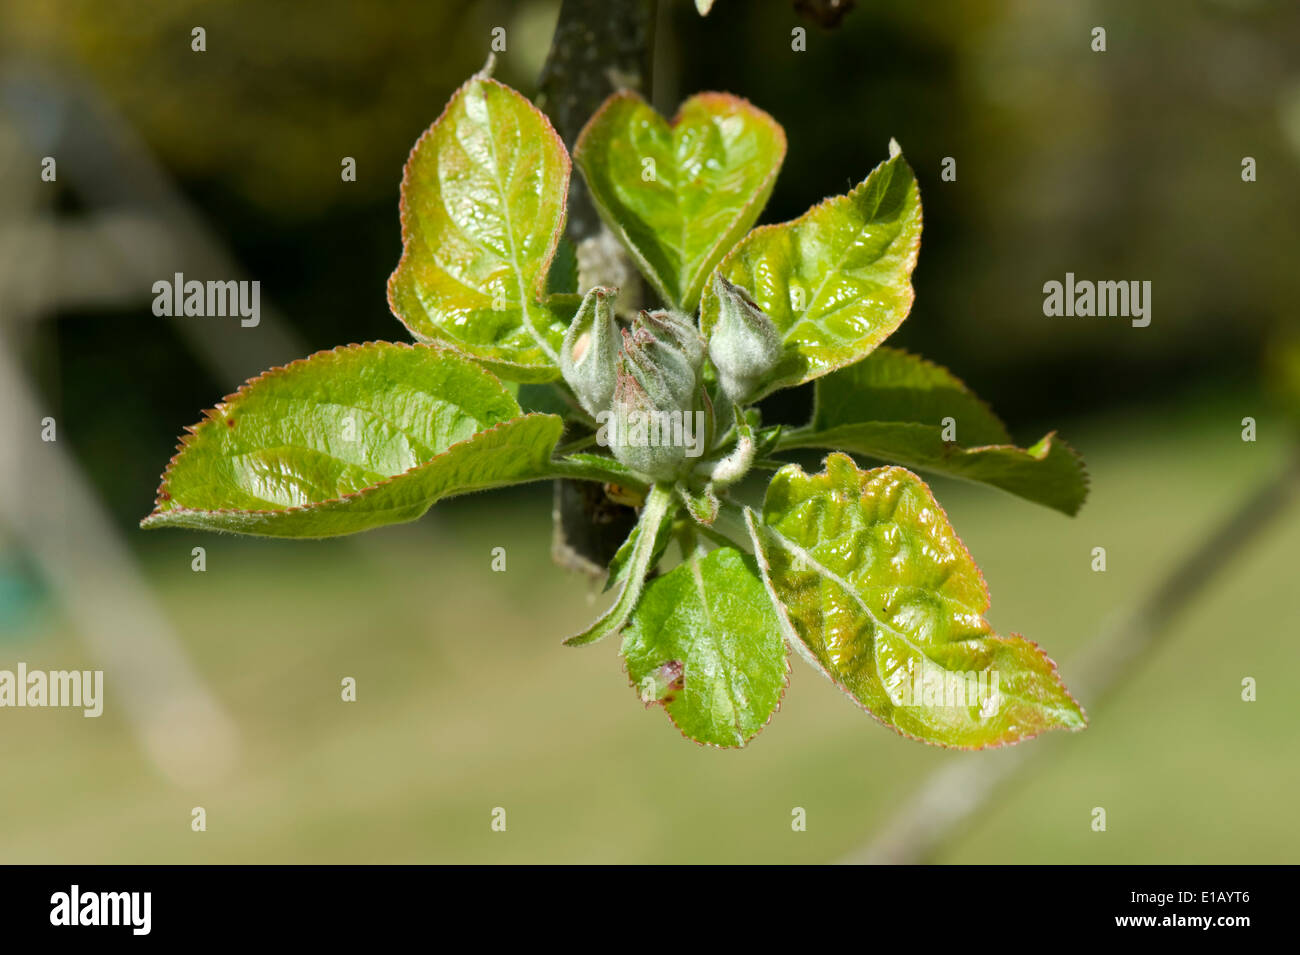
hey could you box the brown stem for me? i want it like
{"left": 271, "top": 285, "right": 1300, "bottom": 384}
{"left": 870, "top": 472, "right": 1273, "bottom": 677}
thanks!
{"left": 539, "top": 0, "right": 659, "bottom": 575}
{"left": 537, "top": 0, "right": 657, "bottom": 241}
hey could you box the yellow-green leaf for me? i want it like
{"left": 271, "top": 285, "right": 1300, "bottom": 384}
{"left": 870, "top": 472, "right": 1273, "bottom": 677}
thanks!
{"left": 388, "top": 75, "right": 572, "bottom": 382}
{"left": 701, "top": 147, "right": 921, "bottom": 399}
{"left": 780, "top": 347, "right": 1090, "bottom": 515}
{"left": 622, "top": 547, "right": 788, "bottom": 747}
{"left": 747, "top": 454, "right": 1086, "bottom": 748}
{"left": 574, "top": 91, "right": 786, "bottom": 311}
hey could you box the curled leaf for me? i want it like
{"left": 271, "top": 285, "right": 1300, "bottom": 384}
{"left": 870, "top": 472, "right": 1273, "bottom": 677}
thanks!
{"left": 747, "top": 454, "right": 1086, "bottom": 748}
{"left": 780, "top": 348, "right": 1089, "bottom": 515}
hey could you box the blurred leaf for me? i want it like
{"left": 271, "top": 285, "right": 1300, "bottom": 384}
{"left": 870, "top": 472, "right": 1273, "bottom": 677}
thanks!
{"left": 143, "top": 343, "right": 563, "bottom": 537}
{"left": 747, "top": 454, "right": 1086, "bottom": 748}
{"left": 780, "top": 347, "right": 1089, "bottom": 515}
{"left": 622, "top": 547, "right": 787, "bottom": 747}
{"left": 701, "top": 147, "right": 921, "bottom": 400}
{"left": 388, "top": 75, "right": 573, "bottom": 382}
{"left": 574, "top": 91, "right": 786, "bottom": 311}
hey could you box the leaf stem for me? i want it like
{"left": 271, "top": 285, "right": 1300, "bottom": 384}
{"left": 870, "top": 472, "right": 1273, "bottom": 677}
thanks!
{"left": 564, "top": 481, "right": 674, "bottom": 646}
{"left": 548, "top": 456, "right": 648, "bottom": 492}
{"left": 554, "top": 433, "right": 599, "bottom": 456}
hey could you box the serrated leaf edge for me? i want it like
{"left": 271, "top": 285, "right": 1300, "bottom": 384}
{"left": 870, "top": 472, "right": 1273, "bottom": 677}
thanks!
{"left": 744, "top": 461, "right": 1087, "bottom": 750}
{"left": 707, "top": 150, "right": 922, "bottom": 400}
{"left": 574, "top": 89, "right": 787, "bottom": 310}
{"left": 387, "top": 74, "right": 572, "bottom": 376}
{"left": 786, "top": 425, "right": 1091, "bottom": 517}
{"left": 142, "top": 341, "right": 561, "bottom": 528}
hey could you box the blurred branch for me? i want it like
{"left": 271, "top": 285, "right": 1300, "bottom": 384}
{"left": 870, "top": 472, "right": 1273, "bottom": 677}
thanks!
{"left": 794, "top": 0, "right": 856, "bottom": 29}
{"left": 0, "top": 335, "right": 240, "bottom": 786}
{"left": 537, "top": 0, "right": 657, "bottom": 241}
{"left": 1, "top": 67, "right": 307, "bottom": 385}
{"left": 848, "top": 448, "right": 1300, "bottom": 864}
{"left": 538, "top": 0, "right": 657, "bottom": 575}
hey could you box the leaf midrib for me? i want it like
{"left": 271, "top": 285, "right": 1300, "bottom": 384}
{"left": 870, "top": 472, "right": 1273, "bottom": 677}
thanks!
{"left": 473, "top": 84, "right": 559, "bottom": 364}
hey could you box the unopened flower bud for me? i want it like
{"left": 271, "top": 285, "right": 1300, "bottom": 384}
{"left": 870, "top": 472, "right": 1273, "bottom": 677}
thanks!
{"left": 560, "top": 286, "right": 620, "bottom": 417}
{"left": 707, "top": 273, "right": 783, "bottom": 405}
{"left": 625, "top": 310, "right": 702, "bottom": 408}
{"left": 640, "top": 308, "right": 705, "bottom": 373}
{"left": 606, "top": 312, "right": 706, "bottom": 481}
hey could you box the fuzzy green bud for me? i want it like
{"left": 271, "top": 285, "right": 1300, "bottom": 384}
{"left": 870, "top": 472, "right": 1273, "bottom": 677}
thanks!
{"left": 603, "top": 311, "right": 707, "bottom": 481}
{"left": 640, "top": 308, "right": 705, "bottom": 373}
{"left": 707, "top": 274, "right": 783, "bottom": 405}
{"left": 559, "top": 286, "right": 620, "bottom": 417}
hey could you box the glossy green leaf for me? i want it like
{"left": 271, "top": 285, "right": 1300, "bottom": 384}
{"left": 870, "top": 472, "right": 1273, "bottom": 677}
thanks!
{"left": 574, "top": 91, "right": 786, "bottom": 312}
{"left": 700, "top": 146, "right": 922, "bottom": 399}
{"left": 565, "top": 483, "right": 675, "bottom": 646}
{"left": 142, "top": 343, "right": 564, "bottom": 538}
{"left": 780, "top": 348, "right": 1089, "bottom": 515}
{"left": 622, "top": 547, "right": 787, "bottom": 747}
{"left": 388, "top": 75, "right": 572, "bottom": 382}
{"left": 747, "top": 454, "right": 1086, "bottom": 748}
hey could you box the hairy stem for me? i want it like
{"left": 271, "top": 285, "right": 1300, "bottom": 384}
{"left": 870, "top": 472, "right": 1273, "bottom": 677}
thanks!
{"left": 539, "top": 0, "right": 659, "bottom": 574}
{"left": 564, "top": 482, "right": 674, "bottom": 646}
{"left": 549, "top": 456, "right": 648, "bottom": 492}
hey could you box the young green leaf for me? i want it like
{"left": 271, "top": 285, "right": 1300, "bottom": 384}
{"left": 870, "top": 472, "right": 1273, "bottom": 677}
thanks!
{"left": 142, "top": 343, "right": 564, "bottom": 538}
{"left": 622, "top": 547, "right": 787, "bottom": 747}
{"left": 779, "top": 347, "right": 1089, "bottom": 515}
{"left": 388, "top": 74, "right": 573, "bottom": 382}
{"left": 574, "top": 91, "right": 786, "bottom": 312}
{"left": 700, "top": 146, "right": 922, "bottom": 400}
{"left": 746, "top": 454, "right": 1086, "bottom": 748}
{"left": 604, "top": 502, "right": 674, "bottom": 592}
{"left": 565, "top": 483, "right": 675, "bottom": 646}
{"left": 677, "top": 483, "right": 720, "bottom": 525}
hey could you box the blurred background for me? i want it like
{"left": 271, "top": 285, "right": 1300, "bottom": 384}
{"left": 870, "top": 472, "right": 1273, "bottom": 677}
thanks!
{"left": 1, "top": 0, "right": 1297, "bottom": 863}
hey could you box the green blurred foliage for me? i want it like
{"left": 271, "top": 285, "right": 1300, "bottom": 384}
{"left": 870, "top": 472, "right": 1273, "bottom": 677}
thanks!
{"left": 0, "top": 0, "right": 557, "bottom": 213}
